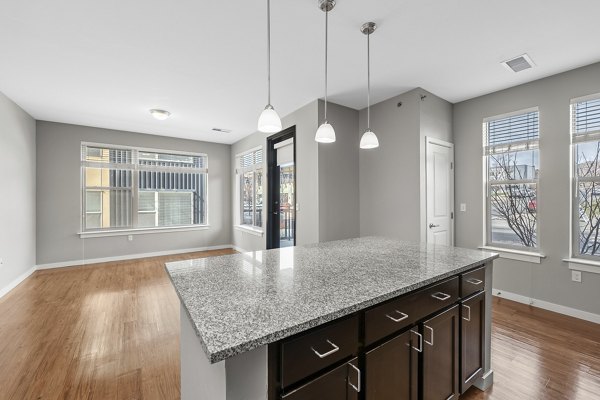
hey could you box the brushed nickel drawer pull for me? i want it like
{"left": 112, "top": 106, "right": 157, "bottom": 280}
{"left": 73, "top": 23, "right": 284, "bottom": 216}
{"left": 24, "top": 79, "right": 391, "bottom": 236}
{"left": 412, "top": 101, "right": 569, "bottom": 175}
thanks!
{"left": 424, "top": 325, "right": 434, "bottom": 346}
{"left": 466, "top": 278, "right": 483, "bottom": 285}
{"left": 311, "top": 340, "right": 339, "bottom": 358}
{"left": 410, "top": 330, "right": 423, "bottom": 353}
{"left": 385, "top": 310, "right": 409, "bottom": 323}
{"left": 348, "top": 363, "right": 361, "bottom": 392}
{"left": 431, "top": 292, "right": 451, "bottom": 301}
{"left": 462, "top": 304, "right": 471, "bottom": 321}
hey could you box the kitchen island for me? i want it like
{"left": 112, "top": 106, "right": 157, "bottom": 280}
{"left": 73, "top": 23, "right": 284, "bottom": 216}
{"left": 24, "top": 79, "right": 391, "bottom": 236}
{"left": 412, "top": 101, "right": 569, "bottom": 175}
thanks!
{"left": 166, "top": 237, "right": 498, "bottom": 400}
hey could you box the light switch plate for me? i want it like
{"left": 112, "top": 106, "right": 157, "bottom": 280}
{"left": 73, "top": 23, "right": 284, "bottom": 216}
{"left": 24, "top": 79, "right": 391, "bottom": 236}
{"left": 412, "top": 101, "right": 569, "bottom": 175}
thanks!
{"left": 460, "top": 203, "right": 466, "bottom": 212}
{"left": 571, "top": 270, "right": 582, "bottom": 283}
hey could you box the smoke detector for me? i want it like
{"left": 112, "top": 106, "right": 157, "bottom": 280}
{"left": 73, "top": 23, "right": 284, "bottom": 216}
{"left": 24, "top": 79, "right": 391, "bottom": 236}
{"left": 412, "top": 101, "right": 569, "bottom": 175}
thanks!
{"left": 502, "top": 54, "right": 535, "bottom": 73}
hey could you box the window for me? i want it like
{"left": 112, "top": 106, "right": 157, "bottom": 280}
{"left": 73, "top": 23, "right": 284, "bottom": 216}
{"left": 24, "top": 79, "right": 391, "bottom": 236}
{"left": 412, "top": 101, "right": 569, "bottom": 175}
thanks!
{"left": 236, "top": 148, "right": 263, "bottom": 230}
{"left": 484, "top": 109, "right": 539, "bottom": 249}
{"left": 81, "top": 144, "right": 207, "bottom": 232}
{"left": 571, "top": 95, "right": 600, "bottom": 258}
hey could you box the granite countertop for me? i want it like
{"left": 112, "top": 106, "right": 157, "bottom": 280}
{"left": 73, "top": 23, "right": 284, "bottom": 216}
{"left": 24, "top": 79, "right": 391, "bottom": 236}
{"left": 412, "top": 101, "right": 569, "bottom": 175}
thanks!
{"left": 165, "top": 237, "right": 498, "bottom": 364}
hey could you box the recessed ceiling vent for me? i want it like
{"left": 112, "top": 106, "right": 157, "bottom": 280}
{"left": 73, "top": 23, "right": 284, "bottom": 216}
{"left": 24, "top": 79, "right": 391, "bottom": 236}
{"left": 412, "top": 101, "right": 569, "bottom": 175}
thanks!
{"left": 502, "top": 54, "right": 535, "bottom": 73}
{"left": 212, "top": 128, "right": 232, "bottom": 133}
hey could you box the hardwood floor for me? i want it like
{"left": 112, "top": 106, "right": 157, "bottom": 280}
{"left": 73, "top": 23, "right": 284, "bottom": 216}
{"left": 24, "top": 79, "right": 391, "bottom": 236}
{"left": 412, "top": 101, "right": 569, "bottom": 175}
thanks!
{"left": 1, "top": 253, "right": 599, "bottom": 399}
{"left": 0, "top": 249, "right": 235, "bottom": 400}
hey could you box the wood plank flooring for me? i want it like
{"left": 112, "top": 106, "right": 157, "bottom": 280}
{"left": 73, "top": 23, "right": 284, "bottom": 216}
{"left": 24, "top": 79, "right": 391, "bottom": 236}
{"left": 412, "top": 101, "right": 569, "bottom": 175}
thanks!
{"left": 0, "top": 251, "right": 599, "bottom": 399}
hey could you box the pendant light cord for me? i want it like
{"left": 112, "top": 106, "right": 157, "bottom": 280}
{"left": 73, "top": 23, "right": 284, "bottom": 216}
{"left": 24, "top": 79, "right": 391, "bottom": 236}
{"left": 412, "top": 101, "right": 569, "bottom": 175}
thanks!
{"left": 324, "top": 9, "right": 328, "bottom": 121}
{"left": 267, "top": 0, "right": 271, "bottom": 106}
{"left": 367, "top": 31, "right": 371, "bottom": 130}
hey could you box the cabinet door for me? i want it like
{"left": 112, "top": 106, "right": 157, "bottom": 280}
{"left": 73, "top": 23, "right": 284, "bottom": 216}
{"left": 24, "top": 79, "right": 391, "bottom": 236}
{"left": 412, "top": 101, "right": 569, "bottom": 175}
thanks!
{"left": 460, "top": 291, "right": 485, "bottom": 393}
{"left": 365, "top": 329, "right": 418, "bottom": 400}
{"left": 282, "top": 358, "right": 360, "bottom": 400}
{"left": 422, "top": 305, "right": 459, "bottom": 400}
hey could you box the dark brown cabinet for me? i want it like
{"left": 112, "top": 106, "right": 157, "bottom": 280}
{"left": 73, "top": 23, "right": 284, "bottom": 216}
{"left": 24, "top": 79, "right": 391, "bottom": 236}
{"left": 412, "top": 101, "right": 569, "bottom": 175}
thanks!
{"left": 365, "top": 329, "right": 418, "bottom": 400}
{"left": 282, "top": 358, "right": 360, "bottom": 400}
{"left": 460, "top": 291, "right": 485, "bottom": 394}
{"left": 421, "top": 305, "right": 460, "bottom": 400}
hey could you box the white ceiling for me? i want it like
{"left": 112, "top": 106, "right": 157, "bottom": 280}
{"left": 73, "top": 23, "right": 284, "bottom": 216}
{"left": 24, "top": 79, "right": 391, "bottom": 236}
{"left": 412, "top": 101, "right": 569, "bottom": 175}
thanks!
{"left": 1, "top": 0, "right": 600, "bottom": 144}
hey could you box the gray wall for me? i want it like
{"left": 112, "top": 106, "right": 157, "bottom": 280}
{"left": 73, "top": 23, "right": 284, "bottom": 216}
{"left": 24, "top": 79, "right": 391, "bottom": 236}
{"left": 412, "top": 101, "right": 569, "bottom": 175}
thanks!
{"left": 454, "top": 62, "right": 600, "bottom": 314}
{"left": 231, "top": 101, "right": 321, "bottom": 251}
{"left": 36, "top": 121, "right": 232, "bottom": 265}
{"left": 231, "top": 99, "right": 360, "bottom": 251}
{"left": 318, "top": 101, "right": 360, "bottom": 242}
{"left": 359, "top": 88, "right": 453, "bottom": 242}
{"left": 0, "top": 91, "right": 36, "bottom": 293}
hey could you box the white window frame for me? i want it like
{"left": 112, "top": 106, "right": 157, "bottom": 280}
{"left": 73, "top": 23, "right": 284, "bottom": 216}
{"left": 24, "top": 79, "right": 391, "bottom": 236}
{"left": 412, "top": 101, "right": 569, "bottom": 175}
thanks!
{"left": 79, "top": 142, "right": 209, "bottom": 238}
{"left": 565, "top": 93, "right": 600, "bottom": 273}
{"left": 235, "top": 146, "right": 264, "bottom": 236}
{"left": 481, "top": 107, "right": 544, "bottom": 261}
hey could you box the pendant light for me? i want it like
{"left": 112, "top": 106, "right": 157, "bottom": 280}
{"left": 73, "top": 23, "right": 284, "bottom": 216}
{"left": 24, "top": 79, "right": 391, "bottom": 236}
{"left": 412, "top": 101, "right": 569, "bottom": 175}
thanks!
{"left": 314, "top": 0, "right": 336, "bottom": 143}
{"left": 258, "top": 0, "right": 282, "bottom": 133}
{"left": 360, "top": 22, "right": 379, "bottom": 149}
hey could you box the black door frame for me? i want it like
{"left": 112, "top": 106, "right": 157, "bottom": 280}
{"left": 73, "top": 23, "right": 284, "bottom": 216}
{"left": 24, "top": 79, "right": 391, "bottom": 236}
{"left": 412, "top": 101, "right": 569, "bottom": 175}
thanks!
{"left": 266, "top": 126, "right": 296, "bottom": 250}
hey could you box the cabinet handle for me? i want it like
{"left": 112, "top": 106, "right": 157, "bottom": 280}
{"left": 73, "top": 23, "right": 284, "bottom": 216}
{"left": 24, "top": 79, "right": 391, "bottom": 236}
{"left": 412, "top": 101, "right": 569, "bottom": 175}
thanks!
{"left": 348, "top": 363, "right": 361, "bottom": 393}
{"left": 311, "top": 340, "right": 339, "bottom": 358}
{"left": 431, "top": 292, "right": 451, "bottom": 301}
{"left": 385, "top": 310, "right": 409, "bottom": 323}
{"left": 462, "top": 304, "right": 471, "bottom": 321}
{"left": 424, "top": 325, "right": 434, "bottom": 346}
{"left": 410, "top": 330, "right": 423, "bottom": 353}
{"left": 466, "top": 278, "right": 483, "bottom": 285}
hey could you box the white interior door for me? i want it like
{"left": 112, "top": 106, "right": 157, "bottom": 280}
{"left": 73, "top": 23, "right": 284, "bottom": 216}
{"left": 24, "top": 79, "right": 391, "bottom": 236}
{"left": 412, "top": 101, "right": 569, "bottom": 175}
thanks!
{"left": 426, "top": 138, "right": 454, "bottom": 246}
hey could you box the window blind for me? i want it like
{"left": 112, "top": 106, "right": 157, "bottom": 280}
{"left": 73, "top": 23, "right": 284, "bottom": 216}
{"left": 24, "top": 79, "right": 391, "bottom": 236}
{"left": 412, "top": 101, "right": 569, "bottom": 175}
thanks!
{"left": 572, "top": 97, "right": 600, "bottom": 142}
{"left": 238, "top": 149, "right": 263, "bottom": 171}
{"left": 484, "top": 111, "right": 539, "bottom": 155}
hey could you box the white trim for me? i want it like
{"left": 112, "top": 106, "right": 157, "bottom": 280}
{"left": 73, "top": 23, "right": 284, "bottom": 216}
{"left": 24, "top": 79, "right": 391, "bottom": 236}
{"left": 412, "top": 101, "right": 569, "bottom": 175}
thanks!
{"left": 570, "top": 92, "right": 600, "bottom": 104}
{"left": 82, "top": 141, "right": 208, "bottom": 158}
{"left": 79, "top": 225, "right": 210, "bottom": 238}
{"left": 235, "top": 145, "right": 263, "bottom": 158}
{"left": 232, "top": 245, "right": 250, "bottom": 253}
{"left": 564, "top": 258, "right": 600, "bottom": 274}
{"left": 479, "top": 246, "right": 544, "bottom": 263}
{"left": 36, "top": 244, "right": 234, "bottom": 270}
{"left": 492, "top": 288, "right": 600, "bottom": 325}
{"left": 482, "top": 106, "right": 539, "bottom": 123}
{"left": 0, "top": 266, "right": 36, "bottom": 300}
{"left": 234, "top": 225, "right": 264, "bottom": 237}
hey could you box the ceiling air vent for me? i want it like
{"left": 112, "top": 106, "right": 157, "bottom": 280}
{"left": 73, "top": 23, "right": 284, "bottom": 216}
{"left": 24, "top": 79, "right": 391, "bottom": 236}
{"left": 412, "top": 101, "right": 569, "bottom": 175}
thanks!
{"left": 502, "top": 54, "right": 535, "bottom": 73}
{"left": 212, "top": 128, "right": 232, "bottom": 133}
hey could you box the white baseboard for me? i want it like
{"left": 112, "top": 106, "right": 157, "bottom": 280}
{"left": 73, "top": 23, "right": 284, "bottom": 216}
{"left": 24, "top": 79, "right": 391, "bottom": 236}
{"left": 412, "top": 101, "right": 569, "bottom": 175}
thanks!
{"left": 493, "top": 288, "right": 600, "bottom": 325}
{"left": 232, "top": 245, "right": 250, "bottom": 253}
{"left": 36, "top": 244, "right": 236, "bottom": 270}
{"left": 0, "top": 266, "right": 36, "bottom": 300}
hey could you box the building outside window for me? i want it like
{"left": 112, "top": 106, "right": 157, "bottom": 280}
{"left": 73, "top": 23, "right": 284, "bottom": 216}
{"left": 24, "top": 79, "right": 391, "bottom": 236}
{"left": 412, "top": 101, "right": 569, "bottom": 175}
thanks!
{"left": 483, "top": 108, "right": 539, "bottom": 249}
{"left": 81, "top": 144, "right": 208, "bottom": 232}
{"left": 236, "top": 148, "right": 263, "bottom": 230}
{"left": 571, "top": 94, "right": 600, "bottom": 258}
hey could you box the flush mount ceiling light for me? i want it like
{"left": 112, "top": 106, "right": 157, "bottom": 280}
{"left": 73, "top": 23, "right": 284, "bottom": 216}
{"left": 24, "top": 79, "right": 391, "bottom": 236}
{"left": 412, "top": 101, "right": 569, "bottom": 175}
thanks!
{"left": 257, "top": 0, "right": 282, "bottom": 133}
{"left": 314, "top": 0, "right": 336, "bottom": 144}
{"left": 359, "top": 22, "right": 379, "bottom": 150}
{"left": 149, "top": 109, "right": 171, "bottom": 121}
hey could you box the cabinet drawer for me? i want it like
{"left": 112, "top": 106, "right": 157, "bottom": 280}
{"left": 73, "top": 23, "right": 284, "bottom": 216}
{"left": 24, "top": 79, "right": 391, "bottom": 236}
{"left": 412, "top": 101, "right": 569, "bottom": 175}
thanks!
{"left": 282, "top": 358, "right": 359, "bottom": 400}
{"left": 281, "top": 315, "right": 359, "bottom": 388}
{"left": 365, "top": 277, "right": 459, "bottom": 345}
{"left": 460, "top": 266, "right": 485, "bottom": 298}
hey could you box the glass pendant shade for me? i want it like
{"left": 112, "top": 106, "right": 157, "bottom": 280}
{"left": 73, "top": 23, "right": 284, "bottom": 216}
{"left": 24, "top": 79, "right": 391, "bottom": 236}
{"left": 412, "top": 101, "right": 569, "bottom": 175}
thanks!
{"left": 258, "top": 105, "right": 282, "bottom": 133}
{"left": 315, "top": 122, "right": 336, "bottom": 143}
{"left": 360, "top": 129, "right": 379, "bottom": 149}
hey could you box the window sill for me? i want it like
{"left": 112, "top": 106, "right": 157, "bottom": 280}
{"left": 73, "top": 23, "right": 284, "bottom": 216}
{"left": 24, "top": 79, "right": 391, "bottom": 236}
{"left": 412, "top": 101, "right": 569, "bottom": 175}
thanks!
{"left": 234, "top": 225, "right": 264, "bottom": 237}
{"left": 79, "top": 225, "right": 210, "bottom": 238}
{"left": 479, "top": 246, "right": 545, "bottom": 264}
{"left": 563, "top": 258, "right": 600, "bottom": 274}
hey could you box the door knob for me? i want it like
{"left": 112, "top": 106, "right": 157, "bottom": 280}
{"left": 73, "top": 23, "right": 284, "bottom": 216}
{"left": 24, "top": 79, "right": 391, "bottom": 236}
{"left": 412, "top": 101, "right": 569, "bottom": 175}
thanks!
{"left": 429, "top": 223, "right": 440, "bottom": 229}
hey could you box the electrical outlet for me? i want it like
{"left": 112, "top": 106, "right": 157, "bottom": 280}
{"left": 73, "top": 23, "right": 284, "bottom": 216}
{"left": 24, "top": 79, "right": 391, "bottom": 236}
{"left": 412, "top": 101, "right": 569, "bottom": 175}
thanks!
{"left": 460, "top": 203, "right": 466, "bottom": 212}
{"left": 571, "top": 270, "right": 582, "bottom": 283}
{"left": 128, "top": 235, "right": 133, "bottom": 242}
{"left": 0, "top": 258, "right": 3, "bottom": 265}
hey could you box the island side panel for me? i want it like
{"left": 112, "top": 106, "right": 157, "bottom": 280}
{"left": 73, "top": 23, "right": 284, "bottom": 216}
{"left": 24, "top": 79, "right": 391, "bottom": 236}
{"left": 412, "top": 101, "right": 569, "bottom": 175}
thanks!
{"left": 180, "top": 304, "right": 269, "bottom": 400}
{"left": 181, "top": 304, "right": 226, "bottom": 400}
{"left": 474, "top": 262, "right": 494, "bottom": 391}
